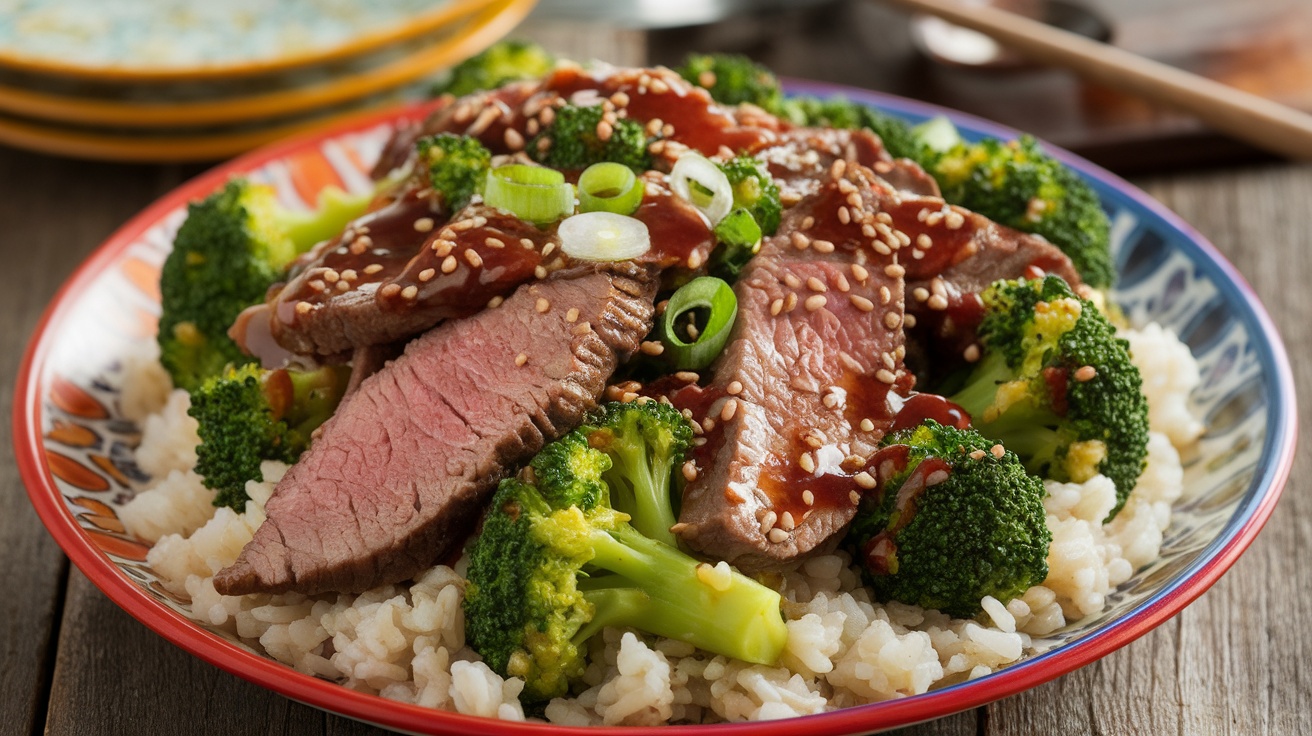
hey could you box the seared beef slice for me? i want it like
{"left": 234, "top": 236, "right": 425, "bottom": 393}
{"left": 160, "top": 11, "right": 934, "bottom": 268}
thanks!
{"left": 675, "top": 162, "right": 915, "bottom": 570}
{"left": 215, "top": 262, "right": 656, "bottom": 595}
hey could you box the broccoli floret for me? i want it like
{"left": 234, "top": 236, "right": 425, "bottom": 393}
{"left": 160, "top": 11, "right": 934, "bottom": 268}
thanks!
{"left": 431, "top": 40, "right": 555, "bottom": 98}
{"left": 775, "top": 95, "right": 923, "bottom": 161}
{"left": 529, "top": 104, "right": 650, "bottom": 171}
{"left": 464, "top": 401, "right": 786, "bottom": 703}
{"left": 706, "top": 156, "right": 781, "bottom": 278}
{"left": 189, "top": 363, "right": 349, "bottom": 511}
{"left": 947, "top": 276, "right": 1149, "bottom": 519}
{"left": 911, "top": 119, "right": 1114, "bottom": 288}
{"left": 158, "top": 180, "right": 371, "bottom": 392}
{"left": 677, "top": 52, "right": 783, "bottom": 111}
{"left": 847, "top": 420, "right": 1051, "bottom": 617}
{"left": 415, "top": 133, "right": 491, "bottom": 211}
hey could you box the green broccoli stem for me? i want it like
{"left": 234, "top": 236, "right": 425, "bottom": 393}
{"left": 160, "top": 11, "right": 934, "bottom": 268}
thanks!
{"left": 603, "top": 444, "right": 679, "bottom": 547}
{"left": 948, "top": 350, "right": 1013, "bottom": 421}
{"left": 283, "top": 366, "right": 351, "bottom": 436}
{"left": 578, "top": 525, "right": 787, "bottom": 665}
{"left": 275, "top": 187, "right": 375, "bottom": 254}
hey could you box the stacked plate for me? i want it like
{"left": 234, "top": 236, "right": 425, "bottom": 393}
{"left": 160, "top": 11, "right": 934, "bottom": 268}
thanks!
{"left": 0, "top": 0, "right": 536, "bottom": 162}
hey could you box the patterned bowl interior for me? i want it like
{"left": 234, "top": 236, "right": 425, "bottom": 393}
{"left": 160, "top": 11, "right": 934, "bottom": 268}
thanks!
{"left": 21, "top": 89, "right": 1294, "bottom": 734}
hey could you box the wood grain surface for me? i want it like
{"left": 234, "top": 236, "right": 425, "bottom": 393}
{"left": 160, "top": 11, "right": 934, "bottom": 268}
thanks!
{"left": 2, "top": 18, "right": 1309, "bottom": 736}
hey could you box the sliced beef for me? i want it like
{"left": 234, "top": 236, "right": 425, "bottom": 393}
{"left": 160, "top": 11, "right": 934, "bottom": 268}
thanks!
{"left": 674, "top": 161, "right": 915, "bottom": 571}
{"left": 875, "top": 193, "right": 1084, "bottom": 374}
{"left": 214, "top": 261, "right": 657, "bottom": 596}
{"left": 757, "top": 127, "right": 940, "bottom": 203}
{"left": 253, "top": 191, "right": 561, "bottom": 358}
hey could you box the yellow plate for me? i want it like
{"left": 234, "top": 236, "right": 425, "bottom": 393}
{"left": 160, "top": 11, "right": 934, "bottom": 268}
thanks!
{"left": 0, "top": 0, "right": 513, "bottom": 130}
{"left": 0, "top": 0, "right": 535, "bottom": 162}
{"left": 0, "top": 0, "right": 503, "bottom": 84}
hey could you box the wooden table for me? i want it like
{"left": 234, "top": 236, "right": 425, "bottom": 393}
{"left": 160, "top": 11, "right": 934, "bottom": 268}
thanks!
{"left": 3, "top": 15, "right": 1309, "bottom": 736}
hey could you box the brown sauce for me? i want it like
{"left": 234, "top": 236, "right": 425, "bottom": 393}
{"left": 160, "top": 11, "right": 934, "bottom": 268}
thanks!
{"left": 891, "top": 393, "right": 971, "bottom": 432}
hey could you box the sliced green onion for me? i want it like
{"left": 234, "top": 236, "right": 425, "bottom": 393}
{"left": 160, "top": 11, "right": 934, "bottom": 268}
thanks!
{"left": 659, "top": 276, "right": 738, "bottom": 370}
{"left": 559, "top": 212, "right": 651, "bottom": 261}
{"left": 578, "top": 162, "right": 644, "bottom": 215}
{"left": 669, "top": 152, "right": 733, "bottom": 225}
{"left": 483, "top": 164, "right": 575, "bottom": 224}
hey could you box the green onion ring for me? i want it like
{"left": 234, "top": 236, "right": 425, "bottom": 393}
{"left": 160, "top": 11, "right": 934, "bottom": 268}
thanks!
{"left": 483, "top": 164, "right": 575, "bottom": 224}
{"left": 577, "top": 162, "right": 644, "bottom": 215}
{"left": 659, "top": 276, "right": 738, "bottom": 370}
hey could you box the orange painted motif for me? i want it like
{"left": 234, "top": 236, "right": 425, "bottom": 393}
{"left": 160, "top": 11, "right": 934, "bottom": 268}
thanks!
{"left": 72, "top": 497, "right": 126, "bottom": 534}
{"left": 47, "top": 419, "right": 99, "bottom": 448}
{"left": 46, "top": 449, "right": 111, "bottom": 492}
{"left": 87, "top": 529, "right": 149, "bottom": 562}
{"left": 90, "top": 454, "right": 132, "bottom": 488}
{"left": 287, "top": 149, "right": 346, "bottom": 207}
{"left": 49, "top": 375, "right": 109, "bottom": 419}
{"left": 121, "top": 256, "right": 162, "bottom": 303}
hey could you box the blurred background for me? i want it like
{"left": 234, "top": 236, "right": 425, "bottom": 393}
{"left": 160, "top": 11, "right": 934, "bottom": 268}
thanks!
{"left": 0, "top": 0, "right": 1308, "bottom": 173}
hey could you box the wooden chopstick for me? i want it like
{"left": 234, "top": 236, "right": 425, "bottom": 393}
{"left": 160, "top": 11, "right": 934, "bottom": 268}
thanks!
{"left": 880, "top": 0, "right": 1312, "bottom": 160}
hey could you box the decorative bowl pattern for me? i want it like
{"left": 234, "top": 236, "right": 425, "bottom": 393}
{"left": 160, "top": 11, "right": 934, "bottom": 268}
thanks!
{"left": 14, "top": 84, "right": 1296, "bottom": 735}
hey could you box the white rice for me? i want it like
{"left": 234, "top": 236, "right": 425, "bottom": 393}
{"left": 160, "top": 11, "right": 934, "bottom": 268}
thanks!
{"left": 120, "top": 322, "right": 1200, "bottom": 723}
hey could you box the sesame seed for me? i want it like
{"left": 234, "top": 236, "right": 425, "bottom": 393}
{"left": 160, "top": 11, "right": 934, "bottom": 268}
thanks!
{"left": 322, "top": 269, "right": 340, "bottom": 284}
{"left": 295, "top": 301, "right": 312, "bottom": 314}
{"left": 838, "top": 179, "right": 857, "bottom": 194}
{"left": 784, "top": 293, "right": 798, "bottom": 312}
{"left": 945, "top": 211, "right": 966, "bottom": 229}
{"left": 687, "top": 250, "right": 703, "bottom": 270}
{"left": 441, "top": 255, "right": 458, "bottom": 274}
{"left": 675, "top": 371, "right": 700, "bottom": 383}
{"left": 596, "top": 120, "right": 614, "bottom": 141}
{"left": 854, "top": 471, "right": 876, "bottom": 489}
{"left": 727, "top": 380, "right": 743, "bottom": 395}
{"left": 413, "top": 217, "right": 435, "bottom": 233}
{"left": 811, "top": 239, "right": 835, "bottom": 254}
{"left": 364, "top": 263, "right": 384, "bottom": 275}
{"left": 779, "top": 511, "right": 796, "bottom": 531}
{"left": 669, "top": 522, "right": 688, "bottom": 535}
{"left": 767, "top": 528, "right": 790, "bottom": 544}
{"left": 799, "top": 453, "right": 816, "bottom": 474}
{"left": 504, "top": 127, "right": 524, "bottom": 150}
{"left": 964, "top": 344, "right": 981, "bottom": 362}
{"left": 621, "top": 391, "right": 639, "bottom": 403}
{"left": 401, "top": 285, "right": 418, "bottom": 300}
{"left": 917, "top": 233, "right": 933, "bottom": 249}
{"left": 849, "top": 490, "right": 862, "bottom": 506}
{"left": 611, "top": 91, "right": 630, "bottom": 107}
{"left": 308, "top": 279, "right": 326, "bottom": 292}
{"left": 336, "top": 280, "right": 350, "bottom": 291}
{"left": 515, "top": 353, "right": 528, "bottom": 366}
{"left": 927, "top": 294, "right": 949, "bottom": 311}
{"left": 790, "top": 232, "right": 811, "bottom": 250}
{"left": 572, "top": 320, "right": 592, "bottom": 335}
{"left": 1074, "top": 365, "right": 1098, "bottom": 382}
{"left": 450, "top": 219, "right": 475, "bottom": 232}
{"left": 805, "top": 294, "right": 827, "bottom": 312}
{"left": 970, "top": 449, "right": 987, "bottom": 460}
{"left": 831, "top": 159, "right": 847, "bottom": 178}
{"left": 770, "top": 298, "right": 784, "bottom": 316}
{"left": 535, "top": 297, "right": 550, "bottom": 313}
{"left": 541, "top": 241, "right": 555, "bottom": 257}
{"left": 835, "top": 273, "right": 850, "bottom": 292}
{"left": 884, "top": 263, "right": 906, "bottom": 278}
{"left": 702, "top": 417, "right": 715, "bottom": 432}
{"left": 566, "top": 307, "right": 580, "bottom": 323}
{"left": 720, "top": 399, "right": 738, "bottom": 422}
{"left": 904, "top": 313, "right": 917, "bottom": 328}
{"left": 649, "top": 77, "right": 670, "bottom": 94}
{"left": 487, "top": 295, "right": 504, "bottom": 308}
{"left": 838, "top": 206, "right": 851, "bottom": 225}
{"left": 801, "top": 215, "right": 816, "bottom": 230}
{"left": 784, "top": 273, "right": 802, "bottom": 289}
{"left": 759, "top": 510, "right": 778, "bottom": 536}
{"left": 640, "top": 340, "right": 665, "bottom": 356}
{"left": 380, "top": 283, "right": 401, "bottom": 298}
{"left": 990, "top": 444, "right": 1006, "bottom": 459}
{"left": 520, "top": 238, "right": 535, "bottom": 249}
{"left": 860, "top": 418, "right": 875, "bottom": 432}
{"left": 433, "top": 240, "right": 453, "bottom": 257}
{"left": 464, "top": 249, "right": 483, "bottom": 268}
{"left": 807, "top": 276, "right": 828, "bottom": 293}
{"left": 876, "top": 369, "right": 897, "bottom": 384}
{"left": 851, "top": 263, "right": 869, "bottom": 282}
{"left": 839, "top": 351, "right": 863, "bottom": 373}
{"left": 682, "top": 460, "right": 698, "bottom": 482}
{"left": 802, "top": 490, "right": 815, "bottom": 506}
{"left": 535, "top": 265, "right": 548, "bottom": 279}
{"left": 913, "top": 287, "right": 929, "bottom": 302}
{"left": 822, "top": 392, "right": 839, "bottom": 409}
{"left": 880, "top": 285, "right": 892, "bottom": 304}
{"left": 850, "top": 294, "right": 874, "bottom": 312}
{"left": 485, "top": 237, "right": 505, "bottom": 249}
{"left": 355, "top": 235, "right": 374, "bottom": 250}
{"left": 884, "top": 312, "right": 902, "bottom": 329}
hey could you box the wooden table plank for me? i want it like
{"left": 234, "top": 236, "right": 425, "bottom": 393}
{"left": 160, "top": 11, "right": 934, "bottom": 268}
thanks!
{"left": 0, "top": 147, "right": 199, "bottom": 736}
{"left": 985, "top": 166, "right": 1312, "bottom": 735}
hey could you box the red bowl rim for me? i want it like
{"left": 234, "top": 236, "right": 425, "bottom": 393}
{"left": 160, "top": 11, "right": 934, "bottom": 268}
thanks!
{"left": 13, "top": 87, "right": 1298, "bottom": 735}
